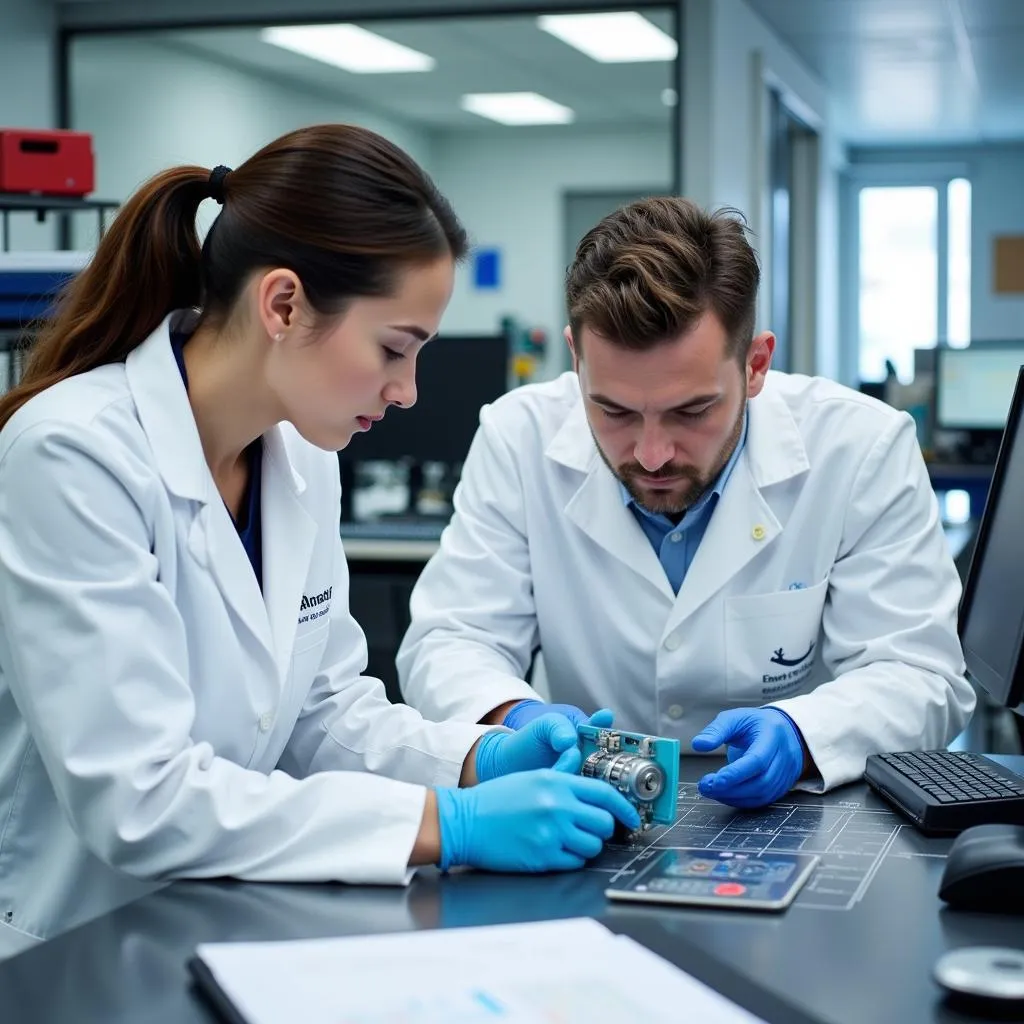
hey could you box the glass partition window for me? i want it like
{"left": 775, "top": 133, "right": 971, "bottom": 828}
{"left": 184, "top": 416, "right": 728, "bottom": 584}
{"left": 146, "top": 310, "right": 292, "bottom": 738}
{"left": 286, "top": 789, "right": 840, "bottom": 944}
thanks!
{"left": 67, "top": 11, "right": 676, "bottom": 373}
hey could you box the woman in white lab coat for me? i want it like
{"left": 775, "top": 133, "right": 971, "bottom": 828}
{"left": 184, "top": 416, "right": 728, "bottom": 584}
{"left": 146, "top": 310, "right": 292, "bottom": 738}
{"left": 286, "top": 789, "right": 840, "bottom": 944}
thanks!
{"left": 0, "top": 124, "right": 637, "bottom": 956}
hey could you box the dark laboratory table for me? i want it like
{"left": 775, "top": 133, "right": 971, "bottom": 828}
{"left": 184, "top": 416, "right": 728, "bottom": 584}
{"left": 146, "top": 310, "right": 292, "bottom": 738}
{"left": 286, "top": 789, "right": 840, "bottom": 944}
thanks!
{"left": 3, "top": 756, "right": 1023, "bottom": 1024}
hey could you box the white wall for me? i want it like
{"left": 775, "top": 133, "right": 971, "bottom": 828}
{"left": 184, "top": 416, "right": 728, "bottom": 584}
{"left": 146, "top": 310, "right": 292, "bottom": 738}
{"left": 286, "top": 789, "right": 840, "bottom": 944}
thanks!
{"left": 0, "top": 1, "right": 55, "bottom": 134}
{"left": 708, "top": 0, "right": 828, "bottom": 215}
{"left": 682, "top": 0, "right": 841, "bottom": 378}
{"left": 69, "top": 36, "right": 434, "bottom": 246}
{"left": 969, "top": 148, "right": 1024, "bottom": 340}
{"left": 815, "top": 118, "right": 845, "bottom": 380}
{"left": 0, "top": 0, "right": 58, "bottom": 249}
{"left": 431, "top": 127, "right": 672, "bottom": 375}
{"left": 849, "top": 144, "right": 1024, "bottom": 343}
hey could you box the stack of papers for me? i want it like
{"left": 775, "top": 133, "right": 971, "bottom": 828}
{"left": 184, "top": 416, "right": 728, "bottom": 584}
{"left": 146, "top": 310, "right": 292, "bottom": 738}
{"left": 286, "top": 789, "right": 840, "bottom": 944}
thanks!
{"left": 191, "top": 917, "right": 767, "bottom": 1024}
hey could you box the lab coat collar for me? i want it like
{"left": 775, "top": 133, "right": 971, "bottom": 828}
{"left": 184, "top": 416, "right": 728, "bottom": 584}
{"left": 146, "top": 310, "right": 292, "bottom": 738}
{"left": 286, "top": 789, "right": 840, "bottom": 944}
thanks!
{"left": 564, "top": 455, "right": 676, "bottom": 601}
{"left": 126, "top": 311, "right": 315, "bottom": 677}
{"left": 125, "top": 310, "right": 210, "bottom": 504}
{"left": 744, "top": 372, "right": 810, "bottom": 488}
{"left": 125, "top": 311, "right": 308, "bottom": 503}
{"left": 544, "top": 376, "right": 593, "bottom": 472}
{"left": 551, "top": 370, "right": 811, "bottom": 610}
{"left": 261, "top": 431, "right": 318, "bottom": 672}
{"left": 186, "top": 434, "right": 317, "bottom": 684}
{"left": 665, "top": 380, "right": 810, "bottom": 628}
{"left": 549, "top": 385, "right": 677, "bottom": 600}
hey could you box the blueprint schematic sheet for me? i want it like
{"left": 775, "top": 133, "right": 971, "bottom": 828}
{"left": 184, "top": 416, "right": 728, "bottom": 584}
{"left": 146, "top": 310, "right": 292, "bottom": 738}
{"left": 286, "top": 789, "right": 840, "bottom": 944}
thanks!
{"left": 589, "top": 782, "right": 921, "bottom": 911}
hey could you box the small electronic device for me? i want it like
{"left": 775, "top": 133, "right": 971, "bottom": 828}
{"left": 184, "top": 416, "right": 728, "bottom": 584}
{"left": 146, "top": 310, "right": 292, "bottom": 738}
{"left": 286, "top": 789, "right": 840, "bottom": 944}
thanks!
{"left": 933, "top": 947, "right": 1024, "bottom": 1017}
{"left": 575, "top": 725, "right": 679, "bottom": 837}
{"left": 938, "top": 824, "right": 1024, "bottom": 913}
{"left": 605, "top": 848, "right": 820, "bottom": 911}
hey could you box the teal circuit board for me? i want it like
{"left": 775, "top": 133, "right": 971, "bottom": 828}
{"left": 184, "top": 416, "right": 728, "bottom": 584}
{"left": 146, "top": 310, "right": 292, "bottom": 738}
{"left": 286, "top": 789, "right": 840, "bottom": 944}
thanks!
{"left": 576, "top": 725, "right": 680, "bottom": 830}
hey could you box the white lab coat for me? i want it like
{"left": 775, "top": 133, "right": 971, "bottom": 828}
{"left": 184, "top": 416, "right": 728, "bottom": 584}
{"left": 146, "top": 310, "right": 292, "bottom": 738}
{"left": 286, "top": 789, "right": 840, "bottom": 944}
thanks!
{"left": 0, "top": 310, "right": 491, "bottom": 954}
{"left": 399, "top": 371, "right": 975, "bottom": 791}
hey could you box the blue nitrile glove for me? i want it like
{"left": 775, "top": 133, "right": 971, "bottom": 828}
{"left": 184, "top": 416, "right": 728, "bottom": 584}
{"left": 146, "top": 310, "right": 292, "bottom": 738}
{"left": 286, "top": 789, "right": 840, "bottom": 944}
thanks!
{"left": 691, "top": 708, "right": 806, "bottom": 808}
{"left": 474, "top": 714, "right": 583, "bottom": 782}
{"left": 502, "top": 700, "right": 614, "bottom": 731}
{"left": 436, "top": 769, "right": 642, "bottom": 872}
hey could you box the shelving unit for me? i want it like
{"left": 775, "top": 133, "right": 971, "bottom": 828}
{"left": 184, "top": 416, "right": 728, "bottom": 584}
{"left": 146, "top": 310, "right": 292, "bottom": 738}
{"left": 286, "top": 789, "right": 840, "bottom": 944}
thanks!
{"left": 0, "top": 193, "right": 119, "bottom": 252}
{"left": 0, "top": 251, "right": 91, "bottom": 391}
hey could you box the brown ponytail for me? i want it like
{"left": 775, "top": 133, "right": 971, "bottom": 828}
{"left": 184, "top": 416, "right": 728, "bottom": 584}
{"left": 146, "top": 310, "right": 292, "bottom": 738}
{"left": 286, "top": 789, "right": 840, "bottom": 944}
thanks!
{"left": 0, "top": 124, "right": 468, "bottom": 430}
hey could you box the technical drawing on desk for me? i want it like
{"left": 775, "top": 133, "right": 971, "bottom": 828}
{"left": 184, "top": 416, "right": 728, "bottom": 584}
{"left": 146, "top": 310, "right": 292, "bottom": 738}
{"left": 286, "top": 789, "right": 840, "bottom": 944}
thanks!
{"left": 589, "top": 780, "right": 918, "bottom": 912}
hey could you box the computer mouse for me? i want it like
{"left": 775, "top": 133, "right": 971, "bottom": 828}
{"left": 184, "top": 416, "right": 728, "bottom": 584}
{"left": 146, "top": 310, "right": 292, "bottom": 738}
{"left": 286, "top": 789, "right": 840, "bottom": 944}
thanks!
{"left": 934, "top": 947, "right": 1024, "bottom": 1019}
{"left": 938, "top": 824, "right": 1024, "bottom": 913}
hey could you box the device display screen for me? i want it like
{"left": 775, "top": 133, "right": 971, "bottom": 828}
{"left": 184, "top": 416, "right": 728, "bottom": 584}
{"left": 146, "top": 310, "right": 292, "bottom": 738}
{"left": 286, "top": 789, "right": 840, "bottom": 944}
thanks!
{"left": 606, "top": 848, "right": 819, "bottom": 910}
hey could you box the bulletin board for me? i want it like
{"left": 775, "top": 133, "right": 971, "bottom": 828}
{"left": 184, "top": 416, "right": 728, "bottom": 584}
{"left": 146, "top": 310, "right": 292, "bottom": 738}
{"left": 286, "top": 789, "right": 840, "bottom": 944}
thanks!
{"left": 994, "top": 235, "right": 1024, "bottom": 294}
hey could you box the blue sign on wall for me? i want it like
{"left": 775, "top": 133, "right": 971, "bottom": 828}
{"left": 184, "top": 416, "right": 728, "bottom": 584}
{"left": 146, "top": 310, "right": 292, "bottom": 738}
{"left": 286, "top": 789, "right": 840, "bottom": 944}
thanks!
{"left": 473, "top": 247, "right": 501, "bottom": 290}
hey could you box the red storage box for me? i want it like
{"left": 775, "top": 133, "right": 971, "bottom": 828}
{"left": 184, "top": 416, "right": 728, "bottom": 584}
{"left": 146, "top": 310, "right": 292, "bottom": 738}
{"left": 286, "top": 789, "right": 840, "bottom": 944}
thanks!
{"left": 0, "top": 129, "right": 95, "bottom": 197}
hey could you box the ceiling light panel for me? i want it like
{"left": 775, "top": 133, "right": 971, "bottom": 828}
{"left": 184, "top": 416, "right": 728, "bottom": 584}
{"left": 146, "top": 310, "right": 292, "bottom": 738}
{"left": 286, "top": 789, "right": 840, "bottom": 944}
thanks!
{"left": 460, "top": 92, "right": 575, "bottom": 126}
{"left": 260, "top": 24, "right": 435, "bottom": 74}
{"left": 537, "top": 12, "right": 677, "bottom": 63}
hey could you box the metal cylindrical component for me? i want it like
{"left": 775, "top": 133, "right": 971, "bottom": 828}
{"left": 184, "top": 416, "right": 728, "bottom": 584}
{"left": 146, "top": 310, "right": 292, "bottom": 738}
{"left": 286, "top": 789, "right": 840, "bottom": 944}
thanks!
{"left": 581, "top": 751, "right": 665, "bottom": 803}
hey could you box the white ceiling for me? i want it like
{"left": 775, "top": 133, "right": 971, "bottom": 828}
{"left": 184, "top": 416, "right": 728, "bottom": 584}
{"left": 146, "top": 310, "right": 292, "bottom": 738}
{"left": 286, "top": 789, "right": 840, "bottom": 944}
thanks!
{"left": 68, "top": 1, "right": 1024, "bottom": 145}
{"left": 147, "top": 11, "right": 677, "bottom": 132}
{"left": 746, "top": 0, "right": 1024, "bottom": 145}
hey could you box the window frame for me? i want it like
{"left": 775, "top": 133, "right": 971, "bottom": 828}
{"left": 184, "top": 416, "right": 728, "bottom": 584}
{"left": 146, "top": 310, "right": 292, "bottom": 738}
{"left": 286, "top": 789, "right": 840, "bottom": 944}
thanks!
{"left": 841, "top": 162, "right": 970, "bottom": 385}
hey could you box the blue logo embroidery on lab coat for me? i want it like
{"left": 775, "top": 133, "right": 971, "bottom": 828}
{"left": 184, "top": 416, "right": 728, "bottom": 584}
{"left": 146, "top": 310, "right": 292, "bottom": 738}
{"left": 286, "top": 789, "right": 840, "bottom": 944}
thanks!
{"left": 769, "top": 642, "right": 815, "bottom": 668}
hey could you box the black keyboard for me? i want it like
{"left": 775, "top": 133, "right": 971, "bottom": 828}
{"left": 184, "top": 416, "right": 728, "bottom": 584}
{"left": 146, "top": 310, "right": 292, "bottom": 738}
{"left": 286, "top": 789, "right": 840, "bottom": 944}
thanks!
{"left": 864, "top": 750, "right": 1024, "bottom": 836}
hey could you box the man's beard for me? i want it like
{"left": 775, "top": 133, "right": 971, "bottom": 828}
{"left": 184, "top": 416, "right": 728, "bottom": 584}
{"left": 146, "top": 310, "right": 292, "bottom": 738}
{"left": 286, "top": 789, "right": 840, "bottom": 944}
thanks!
{"left": 594, "top": 403, "right": 746, "bottom": 519}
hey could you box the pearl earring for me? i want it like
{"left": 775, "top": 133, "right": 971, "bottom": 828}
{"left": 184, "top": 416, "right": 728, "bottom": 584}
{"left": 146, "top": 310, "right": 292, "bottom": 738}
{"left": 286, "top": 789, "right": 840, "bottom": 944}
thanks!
{"left": 274, "top": 332, "right": 284, "bottom": 342}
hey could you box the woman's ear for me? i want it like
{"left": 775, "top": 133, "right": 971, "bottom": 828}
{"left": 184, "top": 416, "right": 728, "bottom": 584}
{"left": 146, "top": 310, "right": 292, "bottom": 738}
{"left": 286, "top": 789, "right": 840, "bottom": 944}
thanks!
{"left": 256, "top": 268, "right": 303, "bottom": 340}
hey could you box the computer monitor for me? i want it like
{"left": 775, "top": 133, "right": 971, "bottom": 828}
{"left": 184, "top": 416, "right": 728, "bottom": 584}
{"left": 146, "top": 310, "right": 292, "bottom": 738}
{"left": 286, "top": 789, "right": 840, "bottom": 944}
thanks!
{"left": 936, "top": 344, "right": 1024, "bottom": 431}
{"left": 340, "top": 333, "right": 509, "bottom": 465}
{"left": 338, "top": 334, "right": 509, "bottom": 518}
{"left": 958, "top": 366, "right": 1024, "bottom": 712}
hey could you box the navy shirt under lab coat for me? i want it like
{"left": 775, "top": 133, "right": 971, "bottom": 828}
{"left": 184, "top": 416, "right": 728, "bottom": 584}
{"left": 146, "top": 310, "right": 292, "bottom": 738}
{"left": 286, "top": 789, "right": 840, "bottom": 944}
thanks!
{"left": 170, "top": 331, "right": 263, "bottom": 588}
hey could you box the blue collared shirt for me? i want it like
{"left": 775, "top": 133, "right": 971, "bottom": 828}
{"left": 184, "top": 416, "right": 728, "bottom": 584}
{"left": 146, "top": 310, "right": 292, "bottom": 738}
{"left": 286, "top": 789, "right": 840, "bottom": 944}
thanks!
{"left": 621, "top": 413, "right": 748, "bottom": 595}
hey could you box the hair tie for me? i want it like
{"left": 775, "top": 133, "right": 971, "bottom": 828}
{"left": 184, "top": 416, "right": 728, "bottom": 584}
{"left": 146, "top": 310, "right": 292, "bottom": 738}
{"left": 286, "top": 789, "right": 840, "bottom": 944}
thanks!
{"left": 207, "top": 165, "right": 232, "bottom": 205}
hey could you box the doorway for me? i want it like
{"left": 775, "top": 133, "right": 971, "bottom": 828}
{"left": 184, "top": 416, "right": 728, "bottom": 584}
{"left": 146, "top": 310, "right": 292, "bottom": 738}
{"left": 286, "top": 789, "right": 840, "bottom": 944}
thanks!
{"left": 768, "top": 90, "right": 820, "bottom": 375}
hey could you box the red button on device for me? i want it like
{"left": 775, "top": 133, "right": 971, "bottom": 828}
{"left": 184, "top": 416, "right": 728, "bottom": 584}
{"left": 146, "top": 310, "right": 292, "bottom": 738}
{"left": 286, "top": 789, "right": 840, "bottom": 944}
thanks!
{"left": 713, "top": 883, "right": 747, "bottom": 897}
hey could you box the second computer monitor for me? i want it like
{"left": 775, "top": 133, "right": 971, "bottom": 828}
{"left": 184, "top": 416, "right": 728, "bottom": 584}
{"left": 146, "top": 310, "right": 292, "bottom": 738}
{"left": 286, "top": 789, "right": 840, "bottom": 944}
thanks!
{"left": 936, "top": 344, "right": 1024, "bottom": 431}
{"left": 340, "top": 333, "right": 510, "bottom": 466}
{"left": 958, "top": 366, "right": 1024, "bottom": 711}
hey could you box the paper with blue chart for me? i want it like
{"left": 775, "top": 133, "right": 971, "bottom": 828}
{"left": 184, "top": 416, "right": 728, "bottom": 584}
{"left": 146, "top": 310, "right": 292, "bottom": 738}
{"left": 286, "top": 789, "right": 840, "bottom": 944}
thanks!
{"left": 194, "top": 917, "right": 766, "bottom": 1024}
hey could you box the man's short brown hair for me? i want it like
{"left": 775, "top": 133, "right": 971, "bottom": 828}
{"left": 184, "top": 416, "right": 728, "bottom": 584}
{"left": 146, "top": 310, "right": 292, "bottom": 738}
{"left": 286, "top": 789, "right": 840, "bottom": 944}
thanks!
{"left": 565, "top": 196, "right": 760, "bottom": 360}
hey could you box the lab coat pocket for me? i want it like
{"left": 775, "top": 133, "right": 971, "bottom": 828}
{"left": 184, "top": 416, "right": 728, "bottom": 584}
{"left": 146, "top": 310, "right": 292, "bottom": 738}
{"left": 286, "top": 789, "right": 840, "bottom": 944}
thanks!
{"left": 285, "top": 625, "right": 331, "bottom": 712}
{"left": 724, "top": 578, "right": 829, "bottom": 703}
{"left": 290, "top": 622, "right": 329, "bottom": 663}
{"left": 293, "top": 624, "right": 330, "bottom": 657}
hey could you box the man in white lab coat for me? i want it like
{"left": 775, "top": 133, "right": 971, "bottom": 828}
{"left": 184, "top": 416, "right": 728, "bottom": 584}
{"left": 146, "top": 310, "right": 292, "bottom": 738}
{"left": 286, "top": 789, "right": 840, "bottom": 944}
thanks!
{"left": 397, "top": 197, "right": 975, "bottom": 807}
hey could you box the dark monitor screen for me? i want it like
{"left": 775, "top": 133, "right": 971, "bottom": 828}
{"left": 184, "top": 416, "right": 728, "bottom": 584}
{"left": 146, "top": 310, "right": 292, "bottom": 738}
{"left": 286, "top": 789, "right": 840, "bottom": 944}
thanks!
{"left": 936, "top": 345, "right": 1024, "bottom": 430}
{"left": 958, "top": 367, "right": 1024, "bottom": 709}
{"left": 339, "top": 333, "right": 509, "bottom": 466}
